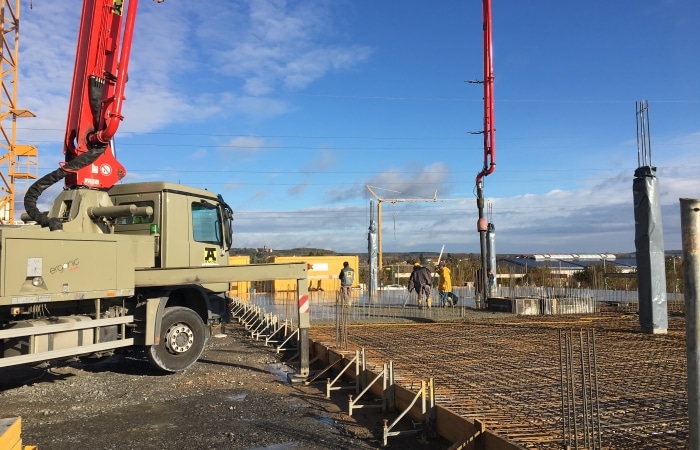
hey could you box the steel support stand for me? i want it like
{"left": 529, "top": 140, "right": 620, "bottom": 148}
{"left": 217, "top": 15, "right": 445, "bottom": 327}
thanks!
{"left": 348, "top": 362, "right": 390, "bottom": 416}
{"left": 318, "top": 350, "right": 359, "bottom": 396}
{"left": 276, "top": 328, "right": 299, "bottom": 354}
{"left": 302, "top": 356, "right": 342, "bottom": 386}
{"left": 265, "top": 318, "right": 288, "bottom": 346}
{"left": 249, "top": 312, "right": 269, "bottom": 339}
{"left": 230, "top": 301, "right": 246, "bottom": 318}
{"left": 445, "top": 419, "right": 485, "bottom": 450}
{"left": 382, "top": 379, "right": 431, "bottom": 447}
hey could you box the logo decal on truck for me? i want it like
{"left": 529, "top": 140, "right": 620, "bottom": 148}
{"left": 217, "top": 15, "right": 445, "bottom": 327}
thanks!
{"left": 204, "top": 247, "right": 218, "bottom": 265}
{"left": 50, "top": 258, "right": 80, "bottom": 274}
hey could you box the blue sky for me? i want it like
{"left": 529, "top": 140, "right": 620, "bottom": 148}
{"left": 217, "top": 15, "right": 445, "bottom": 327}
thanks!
{"left": 15, "top": 0, "right": 700, "bottom": 254}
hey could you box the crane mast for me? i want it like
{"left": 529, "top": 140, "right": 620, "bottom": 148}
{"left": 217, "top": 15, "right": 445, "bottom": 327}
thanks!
{"left": 0, "top": 0, "right": 38, "bottom": 224}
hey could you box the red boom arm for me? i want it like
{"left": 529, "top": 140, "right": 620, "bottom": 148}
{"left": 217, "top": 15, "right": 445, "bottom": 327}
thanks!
{"left": 476, "top": 0, "right": 495, "bottom": 184}
{"left": 63, "top": 0, "right": 139, "bottom": 189}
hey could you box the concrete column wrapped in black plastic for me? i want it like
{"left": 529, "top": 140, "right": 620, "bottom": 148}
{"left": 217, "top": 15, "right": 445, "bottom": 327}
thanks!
{"left": 633, "top": 165, "right": 667, "bottom": 333}
{"left": 633, "top": 100, "right": 668, "bottom": 334}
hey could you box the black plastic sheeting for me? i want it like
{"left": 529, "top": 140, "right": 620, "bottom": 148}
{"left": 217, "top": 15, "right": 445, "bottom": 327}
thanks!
{"left": 633, "top": 166, "right": 668, "bottom": 333}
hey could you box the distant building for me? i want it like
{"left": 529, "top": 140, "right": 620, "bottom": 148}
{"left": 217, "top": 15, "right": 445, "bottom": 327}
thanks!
{"left": 227, "top": 255, "right": 252, "bottom": 298}
{"left": 499, "top": 254, "right": 637, "bottom": 279}
{"left": 271, "top": 255, "right": 360, "bottom": 293}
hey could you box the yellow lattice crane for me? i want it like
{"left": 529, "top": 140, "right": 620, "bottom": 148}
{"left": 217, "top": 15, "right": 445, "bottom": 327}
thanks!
{"left": 366, "top": 185, "right": 467, "bottom": 274}
{"left": 0, "top": 0, "right": 37, "bottom": 224}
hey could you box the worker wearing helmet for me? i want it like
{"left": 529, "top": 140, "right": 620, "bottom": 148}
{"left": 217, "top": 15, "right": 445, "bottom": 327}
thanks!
{"left": 408, "top": 262, "right": 432, "bottom": 309}
{"left": 437, "top": 261, "right": 459, "bottom": 307}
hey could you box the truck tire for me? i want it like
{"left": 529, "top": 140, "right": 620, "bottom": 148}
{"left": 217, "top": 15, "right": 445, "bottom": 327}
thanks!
{"left": 147, "top": 306, "right": 206, "bottom": 372}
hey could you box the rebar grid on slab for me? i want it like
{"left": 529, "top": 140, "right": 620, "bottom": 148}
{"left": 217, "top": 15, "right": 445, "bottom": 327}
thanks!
{"left": 311, "top": 314, "right": 688, "bottom": 449}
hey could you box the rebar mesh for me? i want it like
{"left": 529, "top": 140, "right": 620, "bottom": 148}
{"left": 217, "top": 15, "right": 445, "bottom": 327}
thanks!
{"left": 310, "top": 314, "right": 688, "bottom": 449}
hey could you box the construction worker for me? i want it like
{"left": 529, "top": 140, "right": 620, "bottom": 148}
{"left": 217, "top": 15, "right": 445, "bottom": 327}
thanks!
{"left": 437, "top": 261, "right": 459, "bottom": 307}
{"left": 338, "top": 261, "right": 355, "bottom": 306}
{"left": 408, "top": 262, "right": 432, "bottom": 308}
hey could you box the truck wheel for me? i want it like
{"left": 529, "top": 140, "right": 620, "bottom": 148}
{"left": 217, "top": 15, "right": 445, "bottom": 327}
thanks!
{"left": 147, "top": 306, "right": 205, "bottom": 372}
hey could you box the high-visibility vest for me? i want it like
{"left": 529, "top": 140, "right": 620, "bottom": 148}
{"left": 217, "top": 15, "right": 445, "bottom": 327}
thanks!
{"left": 341, "top": 267, "right": 355, "bottom": 286}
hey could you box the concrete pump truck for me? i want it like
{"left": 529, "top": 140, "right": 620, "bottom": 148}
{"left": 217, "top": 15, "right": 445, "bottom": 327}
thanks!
{"left": 0, "top": 0, "right": 308, "bottom": 373}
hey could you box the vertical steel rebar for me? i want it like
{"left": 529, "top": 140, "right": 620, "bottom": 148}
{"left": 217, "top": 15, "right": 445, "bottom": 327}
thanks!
{"left": 560, "top": 330, "right": 567, "bottom": 446}
{"left": 579, "top": 329, "right": 590, "bottom": 449}
{"left": 585, "top": 330, "right": 597, "bottom": 449}
{"left": 568, "top": 332, "right": 579, "bottom": 449}
{"left": 362, "top": 348, "right": 368, "bottom": 389}
{"left": 644, "top": 101, "right": 652, "bottom": 164}
{"left": 335, "top": 296, "right": 340, "bottom": 343}
{"left": 592, "top": 329, "right": 603, "bottom": 449}
{"left": 681, "top": 198, "right": 700, "bottom": 450}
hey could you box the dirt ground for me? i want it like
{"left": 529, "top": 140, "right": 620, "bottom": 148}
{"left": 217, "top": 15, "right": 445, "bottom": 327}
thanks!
{"left": 0, "top": 324, "right": 449, "bottom": 450}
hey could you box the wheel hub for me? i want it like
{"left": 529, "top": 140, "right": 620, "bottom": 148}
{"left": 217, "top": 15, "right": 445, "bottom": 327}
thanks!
{"left": 165, "top": 323, "right": 194, "bottom": 354}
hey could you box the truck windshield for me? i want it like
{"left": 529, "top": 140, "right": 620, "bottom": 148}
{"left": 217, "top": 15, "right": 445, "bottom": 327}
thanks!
{"left": 192, "top": 201, "right": 222, "bottom": 245}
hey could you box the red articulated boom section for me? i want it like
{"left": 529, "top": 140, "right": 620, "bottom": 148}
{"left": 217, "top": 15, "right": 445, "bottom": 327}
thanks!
{"left": 476, "top": 0, "right": 495, "bottom": 184}
{"left": 24, "top": 0, "right": 161, "bottom": 229}
{"left": 63, "top": 0, "right": 137, "bottom": 189}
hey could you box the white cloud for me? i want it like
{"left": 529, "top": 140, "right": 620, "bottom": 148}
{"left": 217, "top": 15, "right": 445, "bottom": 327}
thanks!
{"left": 206, "top": 0, "right": 371, "bottom": 95}
{"left": 220, "top": 136, "right": 268, "bottom": 155}
{"left": 17, "top": 0, "right": 369, "bottom": 146}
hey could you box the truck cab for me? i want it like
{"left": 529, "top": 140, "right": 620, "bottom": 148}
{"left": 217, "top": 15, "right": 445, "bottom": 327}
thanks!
{"left": 109, "top": 181, "right": 233, "bottom": 271}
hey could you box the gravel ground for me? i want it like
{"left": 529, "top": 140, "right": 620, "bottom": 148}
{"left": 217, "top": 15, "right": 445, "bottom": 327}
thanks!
{"left": 0, "top": 324, "right": 449, "bottom": 450}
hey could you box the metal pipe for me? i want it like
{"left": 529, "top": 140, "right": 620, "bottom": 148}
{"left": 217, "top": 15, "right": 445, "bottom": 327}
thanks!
{"left": 681, "top": 198, "right": 700, "bottom": 450}
{"left": 477, "top": 183, "right": 488, "bottom": 309}
{"left": 476, "top": 0, "right": 496, "bottom": 183}
{"left": 87, "top": 204, "right": 152, "bottom": 219}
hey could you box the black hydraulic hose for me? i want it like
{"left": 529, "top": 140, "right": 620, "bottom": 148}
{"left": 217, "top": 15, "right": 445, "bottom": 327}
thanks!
{"left": 24, "top": 143, "right": 108, "bottom": 231}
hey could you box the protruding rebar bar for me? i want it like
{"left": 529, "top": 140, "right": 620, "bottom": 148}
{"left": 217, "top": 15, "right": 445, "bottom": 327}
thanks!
{"left": 681, "top": 198, "right": 700, "bottom": 450}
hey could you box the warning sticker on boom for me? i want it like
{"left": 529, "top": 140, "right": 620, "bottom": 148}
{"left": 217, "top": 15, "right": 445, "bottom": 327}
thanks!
{"left": 112, "top": 0, "right": 124, "bottom": 16}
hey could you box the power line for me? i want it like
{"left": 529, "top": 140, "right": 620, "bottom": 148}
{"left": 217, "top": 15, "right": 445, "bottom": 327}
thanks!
{"left": 15, "top": 127, "right": 700, "bottom": 144}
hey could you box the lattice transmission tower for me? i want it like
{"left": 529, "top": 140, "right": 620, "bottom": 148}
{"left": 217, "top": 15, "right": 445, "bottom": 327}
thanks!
{"left": 0, "top": 0, "right": 37, "bottom": 224}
